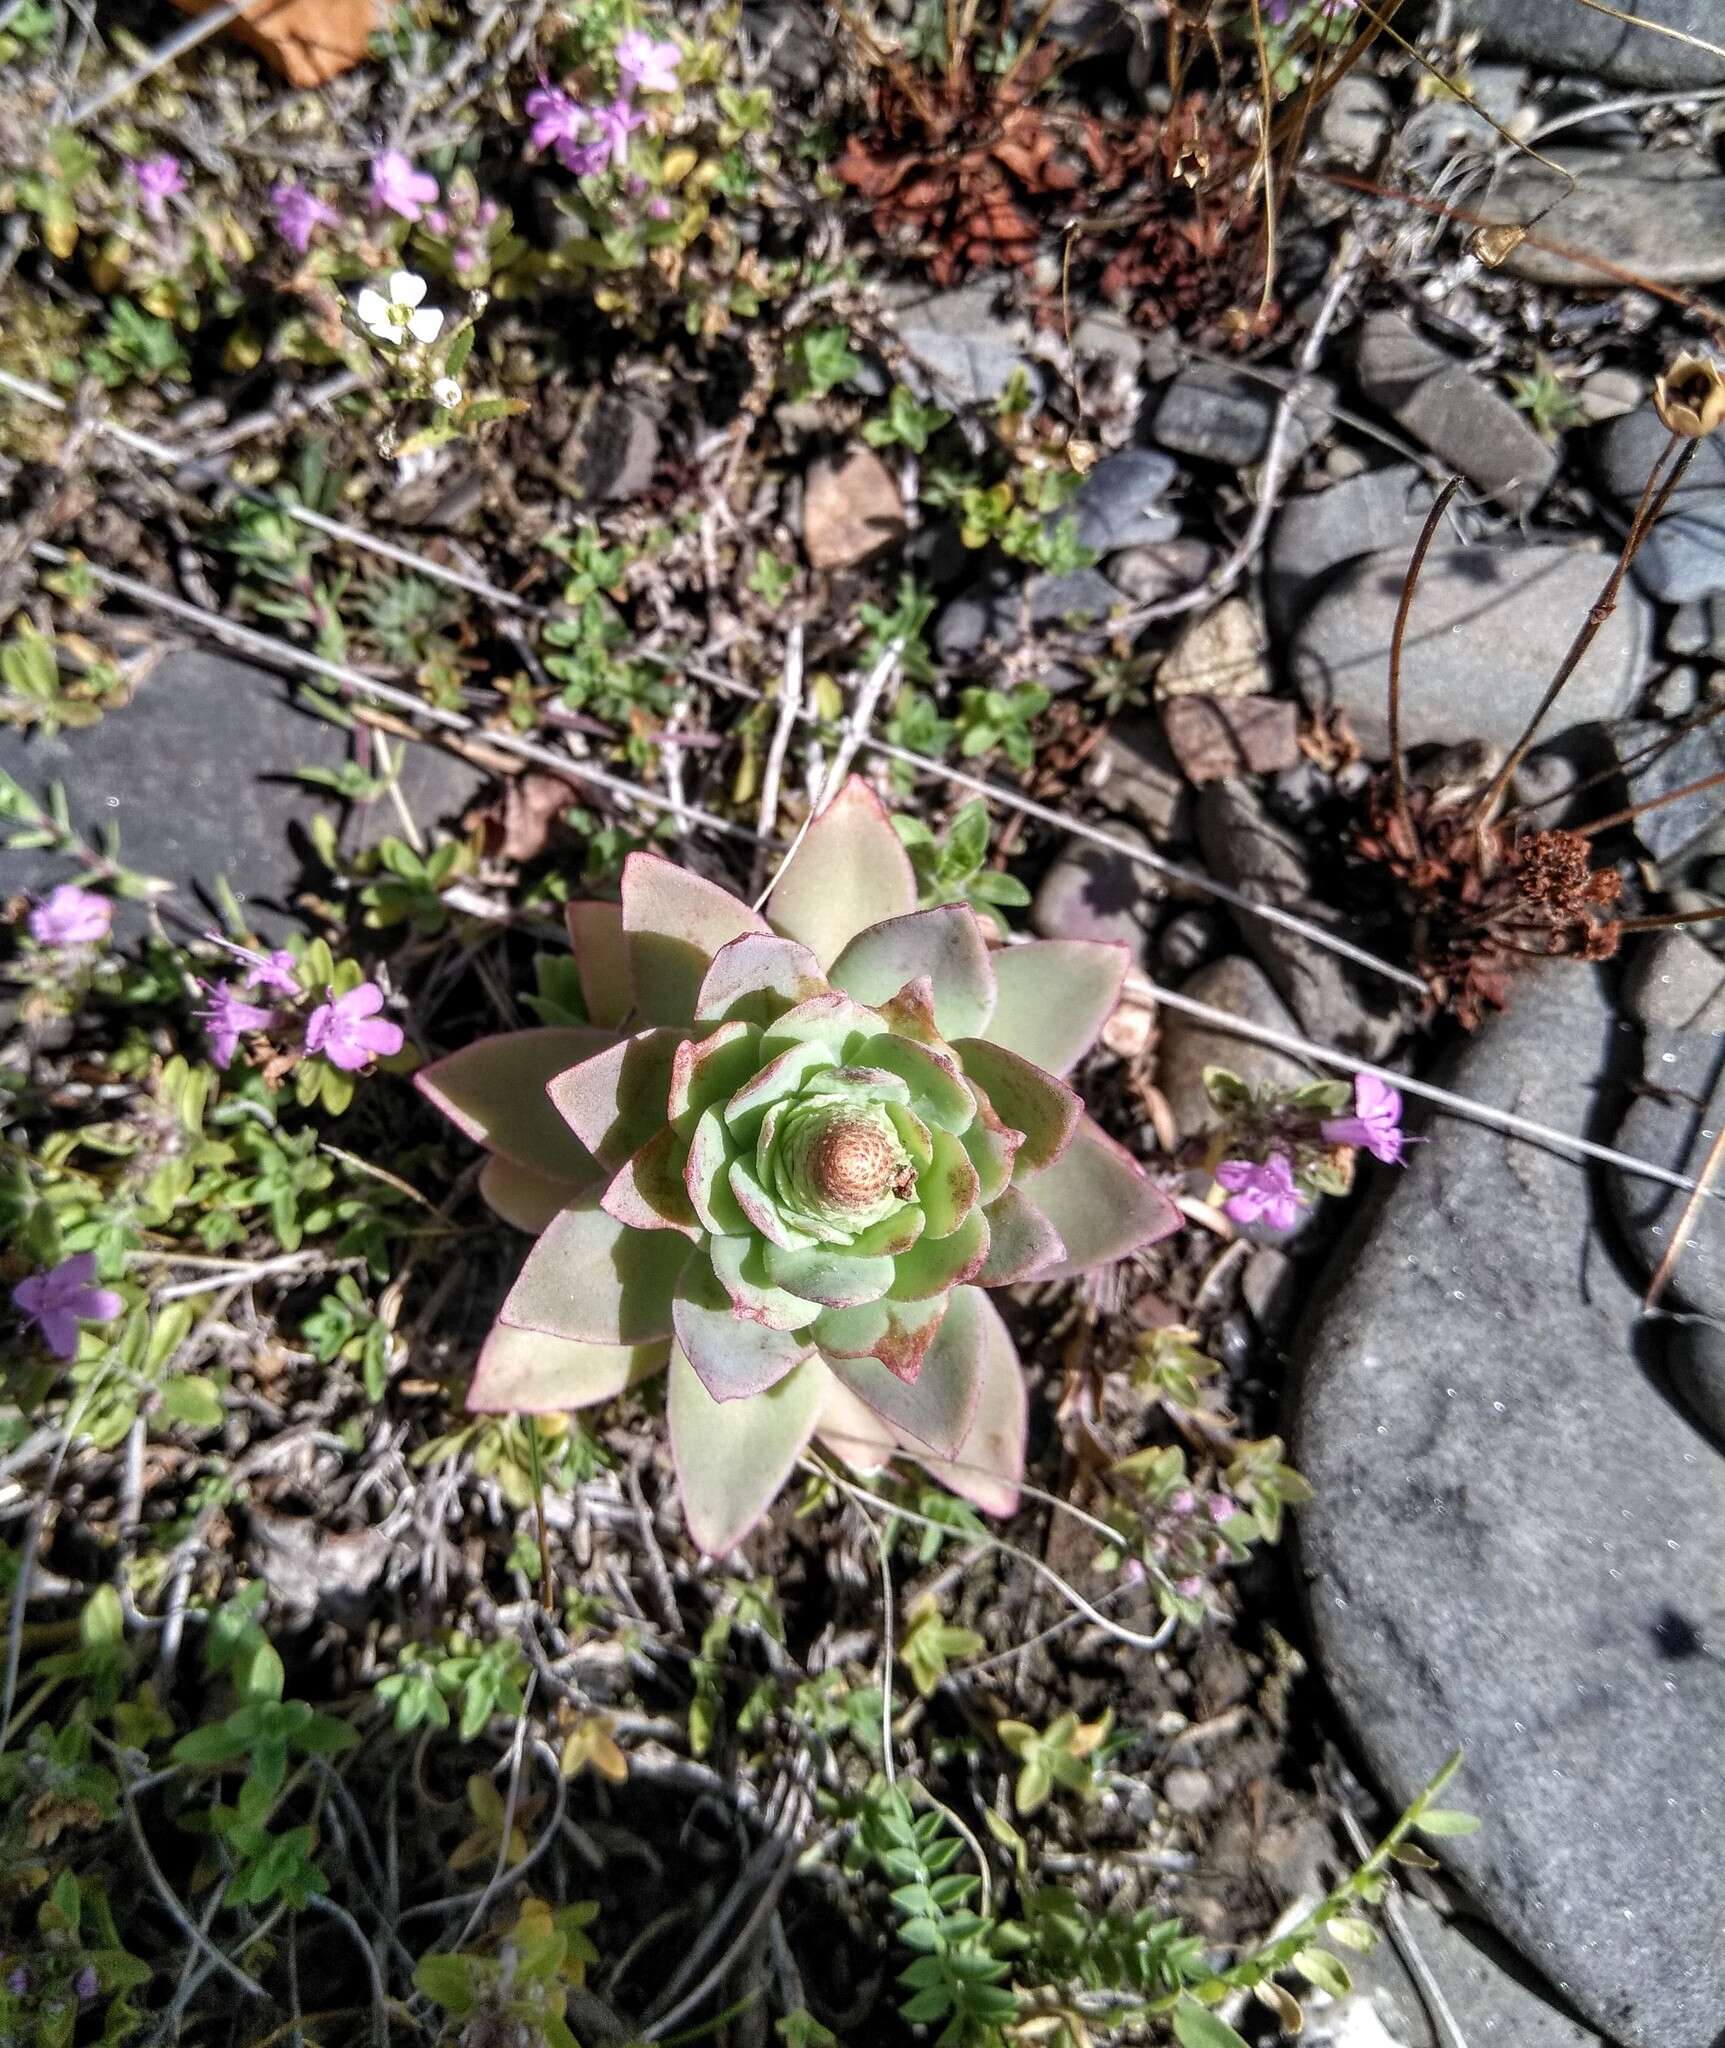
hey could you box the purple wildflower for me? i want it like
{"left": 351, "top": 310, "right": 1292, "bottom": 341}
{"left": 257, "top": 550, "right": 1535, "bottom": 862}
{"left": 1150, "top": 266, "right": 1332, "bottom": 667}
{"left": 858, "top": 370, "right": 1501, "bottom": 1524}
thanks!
{"left": 27, "top": 882, "right": 111, "bottom": 947}
{"left": 1215, "top": 1152, "right": 1307, "bottom": 1233}
{"left": 615, "top": 29, "right": 682, "bottom": 96}
{"left": 592, "top": 96, "right": 645, "bottom": 171}
{"left": 12, "top": 1253, "right": 123, "bottom": 1362}
{"left": 646, "top": 195, "right": 674, "bottom": 220}
{"left": 1321, "top": 1074, "right": 1413, "bottom": 1166}
{"left": 196, "top": 980, "right": 277, "bottom": 1070}
{"left": 131, "top": 152, "right": 185, "bottom": 220}
{"left": 1208, "top": 1493, "right": 1235, "bottom": 1524}
{"left": 269, "top": 182, "right": 337, "bottom": 255}
{"left": 525, "top": 82, "right": 588, "bottom": 157}
{"left": 557, "top": 133, "right": 612, "bottom": 177}
{"left": 369, "top": 150, "right": 439, "bottom": 222}
{"left": 73, "top": 1964, "right": 99, "bottom": 2003}
{"left": 6, "top": 1965, "right": 30, "bottom": 1995}
{"left": 203, "top": 931, "right": 302, "bottom": 998}
{"left": 304, "top": 982, "right": 403, "bottom": 1073}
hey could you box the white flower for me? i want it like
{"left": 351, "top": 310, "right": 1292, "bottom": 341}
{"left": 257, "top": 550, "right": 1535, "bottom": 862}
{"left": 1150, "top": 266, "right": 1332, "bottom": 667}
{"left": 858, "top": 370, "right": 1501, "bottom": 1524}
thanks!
{"left": 432, "top": 376, "right": 463, "bottom": 409}
{"left": 356, "top": 268, "right": 444, "bottom": 347}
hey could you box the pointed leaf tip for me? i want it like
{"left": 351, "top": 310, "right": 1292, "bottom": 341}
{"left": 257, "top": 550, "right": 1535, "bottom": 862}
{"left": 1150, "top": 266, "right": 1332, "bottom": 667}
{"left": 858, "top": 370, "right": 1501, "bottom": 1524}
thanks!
{"left": 669, "top": 1349, "right": 825, "bottom": 1553}
{"left": 765, "top": 778, "right": 917, "bottom": 968}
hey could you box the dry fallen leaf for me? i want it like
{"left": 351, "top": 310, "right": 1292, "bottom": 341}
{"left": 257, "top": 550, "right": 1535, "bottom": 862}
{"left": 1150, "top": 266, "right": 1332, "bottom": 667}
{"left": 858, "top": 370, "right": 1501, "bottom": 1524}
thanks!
{"left": 170, "top": 0, "right": 378, "bottom": 88}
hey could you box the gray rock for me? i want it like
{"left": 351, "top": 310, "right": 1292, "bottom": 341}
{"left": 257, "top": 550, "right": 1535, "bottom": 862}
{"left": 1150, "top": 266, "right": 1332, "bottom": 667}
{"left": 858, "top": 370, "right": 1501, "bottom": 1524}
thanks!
{"left": 1027, "top": 566, "right": 1121, "bottom": 630}
{"left": 1610, "top": 716, "right": 1725, "bottom": 863}
{"left": 1292, "top": 542, "right": 1650, "bottom": 758}
{"left": 1667, "top": 1318, "right": 1725, "bottom": 1445}
{"left": 1482, "top": 149, "right": 1725, "bottom": 287}
{"left": 887, "top": 281, "right": 1041, "bottom": 409}
{"left": 0, "top": 651, "right": 485, "bottom": 939}
{"left": 1295, "top": 964, "right": 1725, "bottom": 2048}
{"left": 1156, "top": 954, "right": 1311, "bottom": 1140}
{"left": 1318, "top": 73, "right": 1392, "bottom": 169}
{"left": 1149, "top": 363, "right": 1324, "bottom": 470}
{"left": 1576, "top": 368, "right": 1646, "bottom": 427}
{"left": 1393, "top": 1900, "right": 1605, "bottom": 2048}
{"left": 561, "top": 391, "right": 661, "bottom": 501}
{"left": 1593, "top": 406, "right": 1725, "bottom": 604}
{"left": 1665, "top": 604, "right": 1711, "bottom": 659}
{"left": 1267, "top": 465, "right": 1437, "bottom": 639}
{"left": 1031, "top": 821, "right": 1157, "bottom": 957}
{"left": 1610, "top": 931, "right": 1725, "bottom": 1324}
{"left": 1447, "top": 0, "right": 1725, "bottom": 86}
{"left": 1161, "top": 1765, "right": 1212, "bottom": 1815}
{"left": 1062, "top": 450, "right": 1179, "bottom": 555}
{"left": 1355, "top": 314, "right": 1557, "bottom": 516}
{"left": 1107, "top": 537, "right": 1214, "bottom": 606}
{"left": 1156, "top": 908, "right": 1225, "bottom": 974}
{"left": 1097, "top": 717, "right": 1192, "bottom": 842}
{"left": 1195, "top": 781, "right": 1401, "bottom": 1057}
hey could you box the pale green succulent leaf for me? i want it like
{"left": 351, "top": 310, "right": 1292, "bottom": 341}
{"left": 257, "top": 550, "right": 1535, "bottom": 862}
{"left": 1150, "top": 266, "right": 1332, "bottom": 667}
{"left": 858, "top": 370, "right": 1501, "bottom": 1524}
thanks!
{"left": 907, "top": 1292, "right": 1026, "bottom": 1515}
{"left": 673, "top": 1253, "right": 818, "bottom": 1399}
{"left": 826, "top": 1286, "right": 983, "bottom": 1456}
{"left": 890, "top": 1204, "right": 989, "bottom": 1299}
{"left": 813, "top": 1375, "right": 898, "bottom": 1475}
{"left": 565, "top": 900, "right": 634, "bottom": 1029}
{"left": 416, "top": 1027, "right": 611, "bottom": 1182}
{"left": 848, "top": 1204, "right": 927, "bottom": 1258}
{"left": 758, "top": 990, "right": 878, "bottom": 1060}
{"left": 709, "top": 1235, "right": 824, "bottom": 1332}
{"left": 954, "top": 1038, "right": 1080, "bottom": 1170}
{"left": 695, "top": 932, "right": 826, "bottom": 1025}
{"left": 961, "top": 1086, "right": 1022, "bottom": 1202}
{"left": 667, "top": 1019, "right": 760, "bottom": 1136}
{"left": 829, "top": 905, "right": 997, "bottom": 1042}
{"left": 763, "top": 1242, "right": 897, "bottom": 1309}
{"left": 728, "top": 1155, "right": 817, "bottom": 1250}
{"left": 974, "top": 1187, "right": 1064, "bottom": 1285}
{"left": 478, "top": 1155, "right": 592, "bottom": 1235}
{"left": 668, "top": 1348, "right": 826, "bottom": 1554}
{"left": 918, "top": 1126, "right": 981, "bottom": 1239}
{"left": 621, "top": 851, "right": 771, "bottom": 1024}
{"left": 764, "top": 777, "right": 918, "bottom": 968}
{"left": 499, "top": 1197, "right": 692, "bottom": 1345}
{"left": 1018, "top": 1114, "right": 1181, "bottom": 1277}
{"left": 859, "top": 1034, "right": 975, "bottom": 1135}
{"left": 814, "top": 1290, "right": 947, "bottom": 1381}
{"left": 723, "top": 1038, "right": 836, "bottom": 1143}
{"left": 547, "top": 1027, "right": 682, "bottom": 1170}
{"left": 885, "top": 1099, "right": 934, "bottom": 1169}
{"left": 685, "top": 1107, "right": 749, "bottom": 1235}
{"left": 468, "top": 1324, "right": 668, "bottom": 1414}
{"left": 983, "top": 940, "right": 1127, "bottom": 1076}
{"left": 600, "top": 1128, "right": 699, "bottom": 1237}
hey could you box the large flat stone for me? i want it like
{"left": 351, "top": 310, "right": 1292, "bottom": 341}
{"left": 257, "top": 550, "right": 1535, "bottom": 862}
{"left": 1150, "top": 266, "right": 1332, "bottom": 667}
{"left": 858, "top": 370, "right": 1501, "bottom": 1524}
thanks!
{"left": 1294, "top": 965, "right": 1725, "bottom": 2048}
{"left": 1447, "top": 0, "right": 1725, "bottom": 86}
{"left": 0, "top": 649, "right": 486, "bottom": 938}
{"left": 1481, "top": 150, "right": 1725, "bottom": 288}
{"left": 1291, "top": 542, "right": 1649, "bottom": 758}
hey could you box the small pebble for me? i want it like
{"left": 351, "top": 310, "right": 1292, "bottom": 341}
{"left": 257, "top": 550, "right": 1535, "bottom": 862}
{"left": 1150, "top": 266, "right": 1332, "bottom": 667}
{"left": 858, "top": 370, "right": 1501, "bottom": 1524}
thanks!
{"left": 1163, "top": 1766, "right": 1213, "bottom": 1815}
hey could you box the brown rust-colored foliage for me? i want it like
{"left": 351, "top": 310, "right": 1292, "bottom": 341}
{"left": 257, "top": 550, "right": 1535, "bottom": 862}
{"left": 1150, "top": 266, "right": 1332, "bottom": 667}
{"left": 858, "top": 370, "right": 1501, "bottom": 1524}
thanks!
{"left": 1354, "top": 782, "right": 1621, "bottom": 1030}
{"left": 835, "top": 57, "right": 1270, "bottom": 332}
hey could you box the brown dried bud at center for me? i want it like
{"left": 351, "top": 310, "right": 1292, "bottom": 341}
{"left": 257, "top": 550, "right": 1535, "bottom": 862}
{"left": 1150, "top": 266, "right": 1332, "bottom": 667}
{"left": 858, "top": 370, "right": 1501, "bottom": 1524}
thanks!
{"left": 1655, "top": 351, "right": 1725, "bottom": 439}
{"left": 809, "top": 1114, "right": 897, "bottom": 1210}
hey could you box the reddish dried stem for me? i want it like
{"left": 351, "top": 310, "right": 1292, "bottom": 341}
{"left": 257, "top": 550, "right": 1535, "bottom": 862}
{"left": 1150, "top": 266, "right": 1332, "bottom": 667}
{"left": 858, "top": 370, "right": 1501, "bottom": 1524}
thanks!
{"left": 1386, "top": 476, "right": 1463, "bottom": 835}
{"left": 1473, "top": 430, "right": 1694, "bottom": 843}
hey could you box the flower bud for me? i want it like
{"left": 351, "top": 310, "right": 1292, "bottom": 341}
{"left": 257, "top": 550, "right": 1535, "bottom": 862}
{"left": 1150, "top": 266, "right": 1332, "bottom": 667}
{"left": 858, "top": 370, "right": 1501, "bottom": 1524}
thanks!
{"left": 1654, "top": 351, "right": 1725, "bottom": 439}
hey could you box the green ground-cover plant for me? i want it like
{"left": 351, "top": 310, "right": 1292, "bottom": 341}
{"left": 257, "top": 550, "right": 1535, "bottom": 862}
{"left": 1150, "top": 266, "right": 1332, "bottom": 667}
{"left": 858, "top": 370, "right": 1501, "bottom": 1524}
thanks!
{"left": 419, "top": 778, "right": 1180, "bottom": 1551}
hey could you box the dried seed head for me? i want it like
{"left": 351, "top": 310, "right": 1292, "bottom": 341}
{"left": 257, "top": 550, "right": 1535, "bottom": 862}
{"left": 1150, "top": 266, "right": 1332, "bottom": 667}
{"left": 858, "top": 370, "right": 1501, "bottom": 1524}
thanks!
{"left": 1655, "top": 351, "right": 1725, "bottom": 439}
{"left": 808, "top": 1111, "right": 899, "bottom": 1210}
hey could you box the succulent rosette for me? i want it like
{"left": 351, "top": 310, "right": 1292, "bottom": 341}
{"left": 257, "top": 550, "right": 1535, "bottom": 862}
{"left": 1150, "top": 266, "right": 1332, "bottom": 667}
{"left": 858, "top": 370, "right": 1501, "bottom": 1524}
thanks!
{"left": 418, "top": 780, "right": 1179, "bottom": 1551}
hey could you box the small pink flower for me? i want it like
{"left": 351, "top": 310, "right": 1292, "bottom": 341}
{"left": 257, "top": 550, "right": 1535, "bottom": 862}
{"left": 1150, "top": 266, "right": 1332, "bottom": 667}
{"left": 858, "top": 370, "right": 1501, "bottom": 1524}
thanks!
{"left": 1322, "top": 1074, "right": 1413, "bottom": 1167}
{"left": 592, "top": 96, "right": 645, "bottom": 171}
{"left": 203, "top": 931, "right": 301, "bottom": 998}
{"left": 1207, "top": 1494, "right": 1234, "bottom": 1525}
{"left": 615, "top": 29, "right": 682, "bottom": 96}
{"left": 646, "top": 195, "right": 674, "bottom": 221}
{"left": 369, "top": 150, "right": 439, "bottom": 222}
{"left": 12, "top": 1253, "right": 123, "bottom": 1361}
{"left": 1168, "top": 1488, "right": 1197, "bottom": 1518}
{"left": 304, "top": 982, "right": 403, "bottom": 1073}
{"left": 197, "top": 980, "right": 277, "bottom": 1069}
{"left": 27, "top": 883, "right": 111, "bottom": 947}
{"left": 557, "top": 133, "right": 611, "bottom": 177}
{"left": 1215, "top": 1152, "right": 1307, "bottom": 1233}
{"left": 525, "top": 83, "right": 587, "bottom": 156}
{"left": 131, "top": 152, "right": 185, "bottom": 220}
{"left": 1175, "top": 1575, "right": 1206, "bottom": 1601}
{"left": 270, "top": 182, "right": 337, "bottom": 254}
